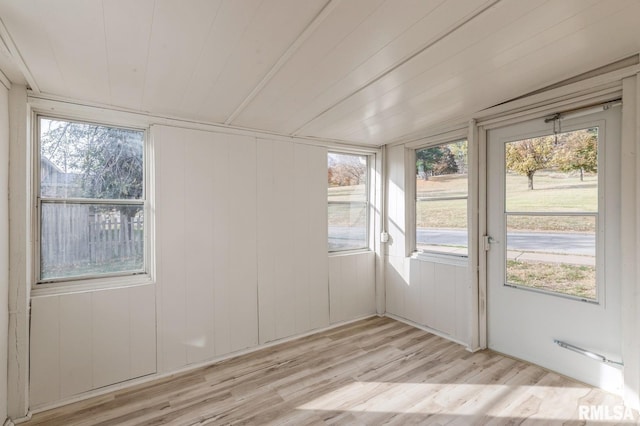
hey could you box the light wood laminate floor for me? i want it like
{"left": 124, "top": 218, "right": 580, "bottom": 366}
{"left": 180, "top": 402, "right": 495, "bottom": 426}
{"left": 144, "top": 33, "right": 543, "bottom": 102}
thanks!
{"left": 26, "top": 317, "right": 636, "bottom": 425}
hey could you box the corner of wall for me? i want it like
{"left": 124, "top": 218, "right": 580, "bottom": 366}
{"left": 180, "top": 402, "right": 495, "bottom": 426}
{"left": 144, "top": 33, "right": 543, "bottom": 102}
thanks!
{"left": 7, "top": 84, "right": 30, "bottom": 421}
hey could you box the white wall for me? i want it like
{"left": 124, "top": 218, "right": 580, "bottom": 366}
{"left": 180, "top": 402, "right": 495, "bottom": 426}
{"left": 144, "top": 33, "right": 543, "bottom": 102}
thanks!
{"left": 26, "top": 121, "right": 378, "bottom": 409}
{"left": 155, "top": 126, "right": 260, "bottom": 371}
{"left": 385, "top": 144, "right": 471, "bottom": 345}
{"left": 29, "top": 285, "right": 156, "bottom": 407}
{"left": 329, "top": 252, "right": 376, "bottom": 324}
{"left": 256, "top": 138, "right": 329, "bottom": 344}
{"left": 0, "top": 83, "right": 9, "bottom": 424}
{"left": 153, "top": 126, "right": 376, "bottom": 367}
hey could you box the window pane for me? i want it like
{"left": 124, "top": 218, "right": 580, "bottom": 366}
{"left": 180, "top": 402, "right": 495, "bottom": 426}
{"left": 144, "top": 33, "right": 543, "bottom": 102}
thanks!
{"left": 328, "top": 153, "right": 368, "bottom": 251}
{"left": 41, "top": 203, "right": 144, "bottom": 280}
{"left": 416, "top": 198, "right": 467, "bottom": 254}
{"left": 416, "top": 140, "right": 468, "bottom": 255}
{"left": 328, "top": 202, "right": 367, "bottom": 251}
{"left": 505, "top": 128, "right": 598, "bottom": 212}
{"left": 506, "top": 214, "right": 596, "bottom": 300}
{"left": 40, "top": 118, "right": 144, "bottom": 199}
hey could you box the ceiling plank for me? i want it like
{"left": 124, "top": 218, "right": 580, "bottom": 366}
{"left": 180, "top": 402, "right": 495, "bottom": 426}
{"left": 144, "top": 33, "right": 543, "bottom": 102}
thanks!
{"left": 0, "top": 0, "right": 66, "bottom": 94}
{"left": 36, "top": 0, "right": 110, "bottom": 103}
{"left": 103, "top": 0, "right": 155, "bottom": 109}
{"left": 338, "top": 0, "right": 639, "bottom": 144}
{"left": 224, "top": 0, "right": 339, "bottom": 125}
{"left": 196, "top": 0, "right": 328, "bottom": 123}
{"left": 141, "top": 0, "right": 223, "bottom": 115}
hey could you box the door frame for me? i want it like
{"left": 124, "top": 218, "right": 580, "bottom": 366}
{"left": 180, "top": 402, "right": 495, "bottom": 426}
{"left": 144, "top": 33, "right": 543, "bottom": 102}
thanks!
{"left": 485, "top": 107, "right": 621, "bottom": 391}
{"left": 471, "top": 69, "right": 640, "bottom": 409}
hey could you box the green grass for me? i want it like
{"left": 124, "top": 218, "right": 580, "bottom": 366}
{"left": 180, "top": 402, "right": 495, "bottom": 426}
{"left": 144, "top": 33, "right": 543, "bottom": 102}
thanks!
{"left": 329, "top": 170, "right": 596, "bottom": 232}
{"left": 416, "top": 170, "right": 596, "bottom": 232}
{"left": 507, "top": 260, "right": 595, "bottom": 300}
{"left": 505, "top": 171, "right": 597, "bottom": 212}
{"left": 328, "top": 184, "right": 366, "bottom": 202}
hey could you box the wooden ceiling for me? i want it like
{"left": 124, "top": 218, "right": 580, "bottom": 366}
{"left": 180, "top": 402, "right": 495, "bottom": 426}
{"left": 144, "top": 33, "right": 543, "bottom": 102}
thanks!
{"left": 0, "top": 0, "right": 639, "bottom": 146}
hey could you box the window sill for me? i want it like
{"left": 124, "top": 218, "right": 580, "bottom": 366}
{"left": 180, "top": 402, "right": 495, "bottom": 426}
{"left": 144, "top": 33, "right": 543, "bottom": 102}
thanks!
{"left": 412, "top": 250, "right": 468, "bottom": 267}
{"left": 329, "top": 249, "right": 372, "bottom": 257}
{"left": 31, "top": 273, "right": 154, "bottom": 298}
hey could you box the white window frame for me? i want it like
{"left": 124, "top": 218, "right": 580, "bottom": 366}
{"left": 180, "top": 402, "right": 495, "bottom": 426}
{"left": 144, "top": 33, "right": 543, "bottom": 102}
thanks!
{"left": 31, "top": 109, "right": 154, "bottom": 294}
{"left": 406, "top": 129, "right": 470, "bottom": 261}
{"left": 328, "top": 150, "right": 372, "bottom": 254}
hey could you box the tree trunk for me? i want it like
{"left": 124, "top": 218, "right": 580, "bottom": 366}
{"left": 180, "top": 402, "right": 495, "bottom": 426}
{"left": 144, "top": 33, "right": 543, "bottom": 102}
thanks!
{"left": 527, "top": 171, "right": 534, "bottom": 190}
{"left": 579, "top": 168, "right": 584, "bottom": 181}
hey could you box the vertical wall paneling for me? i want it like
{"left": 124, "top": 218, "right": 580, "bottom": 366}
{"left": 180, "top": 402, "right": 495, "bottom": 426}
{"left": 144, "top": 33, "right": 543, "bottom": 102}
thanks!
{"left": 59, "top": 293, "right": 92, "bottom": 398}
{"left": 329, "top": 252, "right": 375, "bottom": 324}
{"left": 211, "top": 136, "right": 232, "bottom": 355}
{"left": 0, "top": 84, "right": 9, "bottom": 422}
{"left": 455, "top": 266, "right": 470, "bottom": 343}
{"left": 92, "top": 289, "right": 131, "bottom": 388}
{"left": 129, "top": 285, "right": 157, "bottom": 379}
{"left": 184, "top": 136, "right": 215, "bottom": 364}
{"left": 256, "top": 140, "right": 277, "bottom": 343}
{"left": 385, "top": 142, "right": 470, "bottom": 345}
{"left": 256, "top": 139, "right": 329, "bottom": 344}
{"left": 29, "top": 285, "right": 156, "bottom": 408}
{"left": 156, "top": 126, "right": 259, "bottom": 368}
{"left": 258, "top": 139, "right": 295, "bottom": 342}
{"left": 29, "top": 297, "right": 60, "bottom": 407}
{"left": 301, "top": 143, "right": 330, "bottom": 331}
{"left": 226, "top": 135, "right": 258, "bottom": 351}
{"left": 156, "top": 129, "right": 187, "bottom": 372}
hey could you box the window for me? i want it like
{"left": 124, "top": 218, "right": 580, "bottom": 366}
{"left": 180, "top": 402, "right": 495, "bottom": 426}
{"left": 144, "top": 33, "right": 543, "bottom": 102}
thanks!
{"left": 415, "top": 140, "right": 468, "bottom": 255}
{"left": 504, "top": 127, "right": 598, "bottom": 300}
{"left": 328, "top": 152, "right": 369, "bottom": 252}
{"left": 37, "top": 117, "right": 146, "bottom": 283}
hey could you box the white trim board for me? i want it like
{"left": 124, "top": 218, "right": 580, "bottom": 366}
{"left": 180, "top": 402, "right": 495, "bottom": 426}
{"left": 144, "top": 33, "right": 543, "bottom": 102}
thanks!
{"left": 27, "top": 93, "right": 379, "bottom": 154}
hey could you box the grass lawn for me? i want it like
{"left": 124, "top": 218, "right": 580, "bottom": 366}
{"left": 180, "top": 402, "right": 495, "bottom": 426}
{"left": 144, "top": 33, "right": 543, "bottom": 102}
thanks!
{"left": 329, "top": 170, "right": 596, "bottom": 232}
{"left": 507, "top": 260, "right": 596, "bottom": 300}
{"left": 328, "top": 184, "right": 367, "bottom": 227}
{"left": 417, "top": 170, "right": 596, "bottom": 232}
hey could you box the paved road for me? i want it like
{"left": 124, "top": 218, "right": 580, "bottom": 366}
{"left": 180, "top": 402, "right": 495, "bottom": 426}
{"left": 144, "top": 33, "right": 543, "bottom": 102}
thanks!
{"left": 329, "top": 226, "right": 595, "bottom": 255}
{"left": 417, "top": 229, "right": 594, "bottom": 255}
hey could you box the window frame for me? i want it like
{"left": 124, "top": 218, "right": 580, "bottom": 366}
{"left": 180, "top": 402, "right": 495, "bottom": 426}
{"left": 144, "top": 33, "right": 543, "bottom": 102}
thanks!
{"left": 33, "top": 113, "right": 151, "bottom": 289}
{"left": 327, "top": 151, "right": 371, "bottom": 254}
{"left": 412, "top": 137, "right": 470, "bottom": 259}
{"left": 499, "top": 121, "right": 605, "bottom": 303}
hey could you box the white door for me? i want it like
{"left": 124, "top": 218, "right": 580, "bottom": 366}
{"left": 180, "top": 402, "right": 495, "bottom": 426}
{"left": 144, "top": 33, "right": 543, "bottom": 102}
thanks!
{"left": 486, "top": 105, "right": 623, "bottom": 392}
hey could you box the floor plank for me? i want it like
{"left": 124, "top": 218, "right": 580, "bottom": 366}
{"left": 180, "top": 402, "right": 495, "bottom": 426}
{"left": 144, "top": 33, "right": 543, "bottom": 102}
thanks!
{"left": 26, "top": 317, "right": 638, "bottom": 425}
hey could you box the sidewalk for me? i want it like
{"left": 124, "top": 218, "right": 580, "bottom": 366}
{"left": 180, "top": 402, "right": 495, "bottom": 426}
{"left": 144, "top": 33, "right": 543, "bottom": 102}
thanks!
{"left": 507, "top": 250, "right": 594, "bottom": 266}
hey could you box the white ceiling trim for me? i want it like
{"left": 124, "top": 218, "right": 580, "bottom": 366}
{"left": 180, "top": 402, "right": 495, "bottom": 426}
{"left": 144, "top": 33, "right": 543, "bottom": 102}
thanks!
{"left": 224, "top": 0, "right": 341, "bottom": 125}
{"left": 0, "top": 16, "right": 38, "bottom": 93}
{"left": 290, "top": 0, "right": 503, "bottom": 137}
{"left": 28, "top": 91, "right": 380, "bottom": 154}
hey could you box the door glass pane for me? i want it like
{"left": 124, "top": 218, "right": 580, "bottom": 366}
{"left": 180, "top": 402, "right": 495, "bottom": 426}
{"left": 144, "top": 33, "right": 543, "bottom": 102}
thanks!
{"left": 41, "top": 203, "right": 144, "bottom": 280}
{"left": 505, "top": 128, "right": 598, "bottom": 212}
{"left": 503, "top": 126, "right": 599, "bottom": 301}
{"left": 506, "top": 214, "right": 596, "bottom": 300}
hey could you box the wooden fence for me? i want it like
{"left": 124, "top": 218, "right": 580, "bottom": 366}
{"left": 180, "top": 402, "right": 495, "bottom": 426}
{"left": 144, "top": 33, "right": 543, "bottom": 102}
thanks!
{"left": 41, "top": 204, "right": 144, "bottom": 275}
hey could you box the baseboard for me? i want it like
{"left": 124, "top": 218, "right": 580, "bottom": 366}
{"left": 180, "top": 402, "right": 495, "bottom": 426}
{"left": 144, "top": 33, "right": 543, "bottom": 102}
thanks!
{"left": 384, "top": 313, "right": 469, "bottom": 348}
